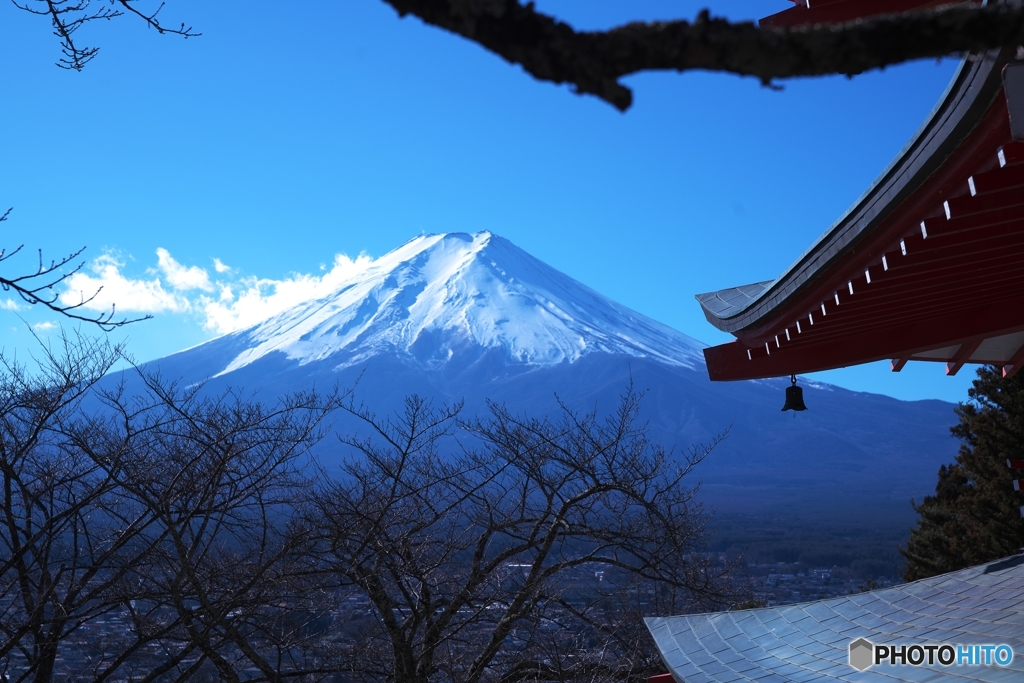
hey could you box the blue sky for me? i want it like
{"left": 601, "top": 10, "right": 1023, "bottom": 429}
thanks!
{"left": 0, "top": 0, "right": 974, "bottom": 402}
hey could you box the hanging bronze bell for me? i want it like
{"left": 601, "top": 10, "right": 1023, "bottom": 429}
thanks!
{"left": 782, "top": 374, "right": 807, "bottom": 412}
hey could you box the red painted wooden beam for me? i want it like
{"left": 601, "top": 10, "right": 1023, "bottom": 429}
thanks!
{"left": 736, "top": 282, "right": 1024, "bottom": 359}
{"left": 776, "top": 261, "right": 1024, "bottom": 348}
{"left": 968, "top": 165, "right": 1024, "bottom": 196}
{"left": 1008, "top": 459, "right": 1024, "bottom": 470}
{"left": 999, "top": 142, "right": 1024, "bottom": 167}
{"left": 946, "top": 339, "right": 983, "bottom": 376}
{"left": 704, "top": 302, "right": 1024, "bottom": 381}
{"left": 1003, "top": 342, "right": 1024, "bottom": 379}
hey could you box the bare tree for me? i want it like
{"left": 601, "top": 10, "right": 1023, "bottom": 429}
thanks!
{"left": 12, "top": 0, "right": 1024, "bottom": 110}
{"left": 0, "top": 331, "right": 139, "bottom": 682}
{"left": 0, "top": 331, "right": 746, "bottom": 682}
{"left": 90, "top": 375, "right": 341, "bottom": 682}
{"left": 309, "top": 387, "right": 741, "bottom": 683}
{"left": 0, "top": 332, "right": 342, "bottom": 682}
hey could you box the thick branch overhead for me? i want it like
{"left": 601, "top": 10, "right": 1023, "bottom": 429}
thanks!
{"left": 16, "top": 1, "right": 1024, "bottom": 109}
{"left": 382, "top": 1, "right": 1024, "bottom": 110}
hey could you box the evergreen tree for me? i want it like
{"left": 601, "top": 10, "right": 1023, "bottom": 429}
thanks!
{"left": 901, "top": 365, "right": 1024, "bottom": 581}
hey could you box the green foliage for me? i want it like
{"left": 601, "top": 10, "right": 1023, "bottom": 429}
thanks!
{"left": 900, "top": 365, "right": 1024, "bottom": 581}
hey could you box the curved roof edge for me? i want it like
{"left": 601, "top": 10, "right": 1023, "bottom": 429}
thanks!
{"left": 697, "top": 47, "right": 1009, "bottom": 334}
{"left": 647, "top": 553, "right": 1024, "bottom": 683}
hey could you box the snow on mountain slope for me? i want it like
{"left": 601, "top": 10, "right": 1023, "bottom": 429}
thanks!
{"left": 215, "top": 231, "right": 705, "bottom": 376}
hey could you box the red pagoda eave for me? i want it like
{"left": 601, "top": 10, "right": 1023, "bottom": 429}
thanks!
{"left": 698, "top": 30, "right": 1024, "bottom": 381}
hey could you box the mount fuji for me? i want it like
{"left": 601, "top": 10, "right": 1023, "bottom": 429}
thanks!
{"left": 211, "top": 231, "right": 705, "bottom": 376}
{"left": 135, "top": 231, "right": 958, "bottom": 524}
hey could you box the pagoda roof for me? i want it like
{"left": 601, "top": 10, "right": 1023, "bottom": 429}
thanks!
{"left": 698, "top": 32, "right": 1024, "bottom": 380}
{"left": 646, "top": 554, "right": 1024, "bottom": 682}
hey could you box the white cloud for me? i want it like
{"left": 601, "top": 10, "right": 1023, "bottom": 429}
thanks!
{"left": 0, "top": 299, "right": 20, "bottom": 311}
{"left": 33, "top": 321, "right": 57, "bottom": 332}
{"left": 155, "top": 248, "right": 213, "bottom": 291}
{"left": 60, "top": 252, "right": 191, "bottom": 314}
{"left": 199, "top": 253, "right": 374, "bottom": 334}
{"left": 56, "top": 247, "right": 374, "bottom": 334}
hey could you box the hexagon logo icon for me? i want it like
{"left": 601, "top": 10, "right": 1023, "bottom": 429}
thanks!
{"left": 849, "top": 638, "right": 874, "bottom": 671}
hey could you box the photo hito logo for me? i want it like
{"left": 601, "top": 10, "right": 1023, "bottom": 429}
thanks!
{"left": 848, "top": 638, "right": 1014, "bottom": 671}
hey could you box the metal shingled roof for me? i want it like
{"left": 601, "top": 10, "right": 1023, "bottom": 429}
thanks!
{"left": 694, "top": 281, "right": 774, "bottom": 320}
{"left": 645, "top": 554, "right": 1024, "bottom": 682}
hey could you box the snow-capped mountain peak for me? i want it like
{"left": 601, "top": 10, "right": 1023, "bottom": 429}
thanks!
{"left": 215, "top": 231, "right": 705, "bottom": 376}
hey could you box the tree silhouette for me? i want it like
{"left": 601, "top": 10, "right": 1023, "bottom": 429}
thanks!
{"left": 901, "top": 365, "right": 1024, "bottom": 581}
{"left": 0, "top": 332, "right": 739, "bottom": 681}
{"left": 310, "top": 387, "right": 740, "bottom": 683}
{"left": 0, "top": 334, "right": 340, "bottom": 681}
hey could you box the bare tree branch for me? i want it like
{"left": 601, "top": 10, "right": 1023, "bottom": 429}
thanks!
{"left": 11, "top": 0, "right": 197, "bottom": 70}
{"left": 382, "top": 1, "right": 1024, "bottom": 110}
{"left": 0, "top": 209, "right": 150, "bottom": 330}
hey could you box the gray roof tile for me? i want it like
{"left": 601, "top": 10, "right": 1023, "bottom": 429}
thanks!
{"left": 646, "top": 554, "right": 1024, "bottom": 682}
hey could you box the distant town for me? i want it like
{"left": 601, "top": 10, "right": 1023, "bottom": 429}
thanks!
{"left": 3, "top": 557, "right": 898, "bottom": 682}
{"left": 745, "top": 562, "right": 897, "bottom": 606}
